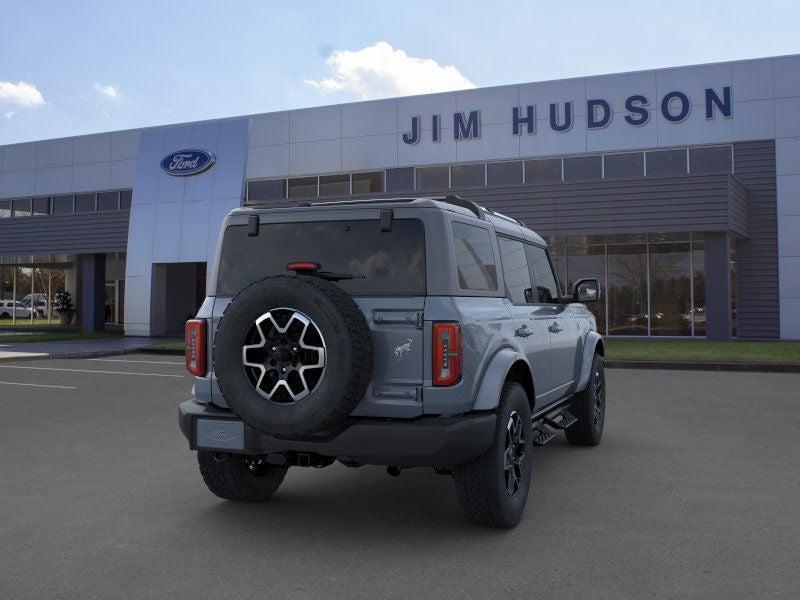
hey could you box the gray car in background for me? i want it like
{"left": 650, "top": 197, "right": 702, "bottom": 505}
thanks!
{"left": 179, "top": 195, "right": 605, "bottom": 527}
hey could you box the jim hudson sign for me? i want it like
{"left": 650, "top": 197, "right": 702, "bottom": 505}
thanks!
{"left": 401, "top": 86, "right": 732, "bottom": 145}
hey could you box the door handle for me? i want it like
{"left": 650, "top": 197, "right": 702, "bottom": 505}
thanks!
{"left": 548, "top": 321, "right": 563, "bottom": 334}
{"left": 515, "top": 325, "right": 533, "bottom": 338}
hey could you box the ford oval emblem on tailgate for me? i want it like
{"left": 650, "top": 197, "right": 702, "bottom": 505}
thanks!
{"left": 160, "top": 149, "right": 215, "bottom": 176}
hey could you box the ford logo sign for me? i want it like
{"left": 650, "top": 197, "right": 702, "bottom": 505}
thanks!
{"left": 160, "top": 149, "right": 215, "bottom": 176}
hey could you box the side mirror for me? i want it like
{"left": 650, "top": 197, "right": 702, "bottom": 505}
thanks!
{"left": 573, "top": 278, "right": 600, "bottom": 303}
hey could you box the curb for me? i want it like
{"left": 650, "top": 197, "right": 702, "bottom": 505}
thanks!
{"left": 0, "top": 347, "right": 159, "bottom": 362}
{"left": 605, "top": 360, "right": 800, "bottom": 373}
{"left": 139, "top": 348, "right": 185, "bottom": 356}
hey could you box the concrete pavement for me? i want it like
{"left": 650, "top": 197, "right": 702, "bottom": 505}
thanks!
{"left": 0, "top": 357, "right": 798, "bottom": 599}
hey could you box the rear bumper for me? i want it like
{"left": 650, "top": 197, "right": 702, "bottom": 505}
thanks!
{"left": 179, "top": 399, "right": 496, "bottom": 468}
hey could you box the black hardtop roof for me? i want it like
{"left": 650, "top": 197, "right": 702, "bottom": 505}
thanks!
{"left": 231, "top": 195, "right": 546, "bottom": 245}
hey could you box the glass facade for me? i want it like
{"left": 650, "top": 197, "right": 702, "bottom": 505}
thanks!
{"left": 244, "top": 145, "right": 733, "bottom": 202}
{"left": 548, "top": 233, "right": 711, "bottom": 337}
{"left": 0, "top": 257, "right": 75, "bottom": 327}
{"left": 0, "top": 253, "right": 126, "bottom": 329}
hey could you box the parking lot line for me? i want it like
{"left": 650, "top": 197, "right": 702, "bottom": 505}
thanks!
{"left": 0, "top": 365, "right": 186, "bottom": 378}
{"left": 0, "top": 380, "right": 77, "bottom": 389}
{"left": 88, "top": 358, "right": 185, "bottom": 365}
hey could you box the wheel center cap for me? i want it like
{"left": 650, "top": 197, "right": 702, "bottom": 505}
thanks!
{"left": 273, "top": 347, "right": 293, "bottom": 363}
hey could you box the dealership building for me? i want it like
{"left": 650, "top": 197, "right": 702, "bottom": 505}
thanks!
{"left": 1, "top": 54, "right": 799, "bottom": 340}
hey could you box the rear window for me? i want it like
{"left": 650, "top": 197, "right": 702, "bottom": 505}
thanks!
{"left": 216, "top": 219, "right": 426, "bottom": 296}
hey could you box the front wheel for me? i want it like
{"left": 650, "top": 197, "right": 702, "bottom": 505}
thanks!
{"left": 453, "top": 382, "right": 533, "bottom": 528}
{"left": 565, "top": 353, "right": 605, "bottom": 446}
{"left": 197, "top": 451, "right": 288, "bottom": 502}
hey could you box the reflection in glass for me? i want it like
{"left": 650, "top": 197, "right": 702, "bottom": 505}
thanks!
{"left": 13, "top": 198, "right": 32, "bottom": 217}
{"left": 690, "top": 146, "right": 732, "bottom": 174}
{"left": 730, "top": 245, "right": 737, "bottom": 338}
{"left": 604, "top": 152, "right": 644, "bottom": 178}
{"left": 451, "top": 222, "right": 498, "bottom": 291}
{"left": 498, "top": 237, "right": 532, "bottom": 304}
{"left": 119, "top": 190, "right": 133, "bottom": 210}
{"left": 692, "top": 238, "right": 706, "bottom": 336}
{"left": 32, "top": 197, "right": 50, "bottom": 215}
{"left": 649, "top": 243, "right": 691, "bottom": 336}
{"left": 319, "top": 174, "right": 350, "bottom": 197}
{"left": 217, "top": 220, "right": 426, "bottom": 297}
{"left": 546, "top": 236, "right": 567, "bottom": 295}
{"left": 352, "top": 172, "right": 384, "bottom": 194}
{"left": 386, "top": 168, "right": 415, "bottom": 192}
{"left": 525, "top": 158, "right": 562, "bottom": 183}
{"left": 566, "top": 240, "right": 607, "bottom": 334}
{"left": 563, "top": 155, "right": 602, "bottom": 181}
{"left": 248, "top": 179, "right": 286, "bottom": 202}
{"left": 451, "top": 163, "right": 485, "bottom": 188}
{"left": 487, "top": 161, "right": 523, "bottom": 186}
{"left": 288, "top": 177, "right": 317, "bottom": 198}
{"left": 525, "top": 245, "right": 559, "bottom": 303}
{"left": 416, "top": 166, "right": 449, "bottom": 191}
{"left": 646, "top": 149, "right": 687, "bottom": 176}
{"left": 607, "top": 244, "right": 648, "bottom": 335}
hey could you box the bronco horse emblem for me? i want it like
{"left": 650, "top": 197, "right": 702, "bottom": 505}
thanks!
{"left": 394, "top": 338, "right": 413, "bottom": 363}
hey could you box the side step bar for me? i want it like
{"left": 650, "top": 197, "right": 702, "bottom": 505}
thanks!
{"left": 531, "top": 402, "right": 577, "bottom": 446}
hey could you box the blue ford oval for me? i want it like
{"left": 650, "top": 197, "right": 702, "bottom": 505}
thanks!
{"left": 160, "top": 149, "right": 216, "bottom": 176}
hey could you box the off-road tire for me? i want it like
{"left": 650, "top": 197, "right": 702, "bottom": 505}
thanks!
{"left": 565, "top": 352, "right": 605, "bottom": 446}
{"left": 197, "top": 451, "right": 288, "bottom": 502}
{"left": 453, "top": 382, "right": 533, "bottom": 528}
{"left": 213, "top": 274, "right": 373, "bottom": 437}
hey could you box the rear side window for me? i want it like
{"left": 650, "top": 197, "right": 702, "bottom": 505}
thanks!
{"left": 216, "top": 219, "right": 426, "bottom": 296}
{"left": 498, "top": 237, "right": 532, "bottom": 304}
{"left": 525, "top": 244, "right": 560, "bottom": 303}
{"left": 452, "top": 222, "right": 498, "bottom": 291}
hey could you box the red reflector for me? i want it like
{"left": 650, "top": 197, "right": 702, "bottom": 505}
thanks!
{"left": 286, "top": 261, "right": 320, "bottom": 272}
{"left": 433, "top": 322, "right": 462, "bottom": 386}
{"left": 185, "top": 319, "right": 207, "bottom": 377}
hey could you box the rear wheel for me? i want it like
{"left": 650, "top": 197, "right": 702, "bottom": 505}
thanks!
{"left": 197, "top": 451, "right": 288, "bottom": 502}
{"left": 565, "top": 353, "right": 605, "bottom": 446}
{"left": 453, "top": 382, "right": 533, "bottom": 528}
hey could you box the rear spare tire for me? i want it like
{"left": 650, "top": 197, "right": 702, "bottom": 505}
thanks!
{"left": 214, "top": 275, "right": 373, "bottom": 436}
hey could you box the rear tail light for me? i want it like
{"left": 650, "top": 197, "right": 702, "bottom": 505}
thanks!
{"left": 185, "top": 319, "right": 207, "bottom": 377}
{"left": 433, "top": 322, "right": 462, "bottom": 386}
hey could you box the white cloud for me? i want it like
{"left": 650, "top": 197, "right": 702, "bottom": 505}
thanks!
{"left": 0, "top": 81, "right": 44, "bottom": 107}
{"left": 4, "top": 110, "right": 17, "bottom": 119}
{"left": 93, "top": 82, "right": 121, "bottom": 100}
{"left": 304, "top": 41, "right": 475, "bottom": 100}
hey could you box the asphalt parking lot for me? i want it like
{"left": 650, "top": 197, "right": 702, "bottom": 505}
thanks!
{"left": 0, "top": 355, "right": 798, "bottom": 599}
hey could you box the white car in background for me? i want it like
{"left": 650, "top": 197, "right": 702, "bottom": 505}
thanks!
{"left": 0, "top": 301, "right": 32, "bottom": 320}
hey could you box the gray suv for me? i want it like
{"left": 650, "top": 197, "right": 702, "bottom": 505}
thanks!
{"left": 179, "top": 195, "right": 605, "bottom": 527}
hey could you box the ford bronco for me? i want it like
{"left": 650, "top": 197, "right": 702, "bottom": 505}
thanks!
{"left": 179, "top": 195, "right": 605, "bottom": 528}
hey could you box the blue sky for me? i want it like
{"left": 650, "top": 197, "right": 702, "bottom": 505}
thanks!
{"left": 1, "top": 0, "right": 799, "bottom": 145}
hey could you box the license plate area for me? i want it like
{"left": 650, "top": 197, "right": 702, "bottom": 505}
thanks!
{"left": 196, "top": 418, "right": 245, "bottom": 450}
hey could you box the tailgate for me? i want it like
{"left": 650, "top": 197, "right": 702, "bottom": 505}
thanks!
{"left": 350, "top": 297, "right": 425, "bottom": 418}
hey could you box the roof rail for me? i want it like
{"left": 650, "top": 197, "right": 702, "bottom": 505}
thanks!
{"left": 441, "top": 194, "right": 484, "bottom": 219}
{"left": 483, "top": 207, "right": 524, "bottom": 227}
{"left": 295, "top": 198, "right": 417, "bottom": 208}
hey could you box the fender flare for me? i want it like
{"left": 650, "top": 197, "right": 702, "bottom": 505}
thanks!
{"left": 575, "top": 332, "right": 604, "bottom": 392}
{"left": 472, "top": 348, "right": 532, "bottom": 411}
